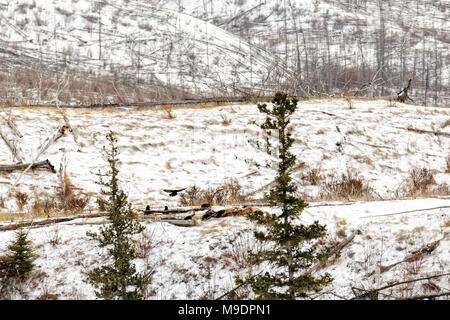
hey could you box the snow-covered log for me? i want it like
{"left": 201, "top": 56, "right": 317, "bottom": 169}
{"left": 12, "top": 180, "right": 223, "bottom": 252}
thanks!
{"left": 0, "top": 159, "right": 56, "bottom": 173}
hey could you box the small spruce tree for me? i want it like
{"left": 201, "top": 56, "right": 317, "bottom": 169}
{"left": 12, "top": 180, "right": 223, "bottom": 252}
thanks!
{"left": 238, "top": 92, "right": 332, "bottom": 299}
{"left": 5, "top": 229, "right": 36, "bottom": 280}
{"left": 86, "top": 131, "right": 150, "bottom": 300}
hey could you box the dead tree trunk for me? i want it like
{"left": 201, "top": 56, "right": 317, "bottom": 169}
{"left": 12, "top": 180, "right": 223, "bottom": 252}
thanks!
{"left": 397, "top": 79, "right": 413, "bottom": 103}
{"left": 306, "top": 229, "right": 361, "bottom": 275}
{"left": 0, "top": 127, "right": 25, "bottom": 163}
{"left": 10, "top": 125, "right": 69, "bottom": 190}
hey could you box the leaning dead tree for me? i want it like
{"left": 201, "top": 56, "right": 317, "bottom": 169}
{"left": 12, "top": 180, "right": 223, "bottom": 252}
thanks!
{"left": 0, "top": 111, "right": 26, "bottom": 163}
{"left": 0, "top": 127, "right": 25, "bottom": 164}
{"left": 351, "top": 272, "right": 450, "bottom": 300}
{"left": 397, "top": 79, "right": 414, "bottom": 103}
{"left": 9, "top": 125, "right": 70, "bottom": 192}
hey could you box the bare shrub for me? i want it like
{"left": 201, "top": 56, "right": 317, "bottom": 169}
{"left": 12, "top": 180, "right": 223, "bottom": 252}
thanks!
{"left": 301, "top": 168, "right": 323, "bottom": 185}
{"left": 14, "top": 192, "right": 29, "bottom": 211}
{"left": 408, "top": 167, "right": 435, "bottom": 193}
{"left": 223, "top": 178, "right": 246, "bottom": 203}
{"left": 179, "top": 185, "right": 202, "bottom": 206}
{"left": 404, "top": 254, "right": 425, "bottom": 276}
{"left": 446, "top": 155, "right": 450, "bottom": 173}
{"left": 227, "top": 232, "right": 260, "bottom": 270}
{"left": 321, "top": 171, "right": 372, "bottom": 200}
{"left": 29, "top": 177, "right": 89, "bottom": 218}
{"left": 202, "top": 187, "right": 222, "bottom": 205}
{"left": 132, "top": 231, "right": 158, "bottom": 260}
{"left": 179, "top": 178, "right": 248, "bottom": 206}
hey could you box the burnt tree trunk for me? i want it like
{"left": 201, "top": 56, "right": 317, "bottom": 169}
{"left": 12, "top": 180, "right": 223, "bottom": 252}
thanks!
{"left": 397, "top": 79, "right": 413, "bottom": 103}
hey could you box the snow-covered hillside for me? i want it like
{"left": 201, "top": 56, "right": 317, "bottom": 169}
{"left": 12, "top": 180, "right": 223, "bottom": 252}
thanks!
{"left": 0, "top": 0, "right": 449, "bottom": 104}
{"left": 0, "top": 0, "right": 288, "bottom": 100}
{"left": 0, "top": 98, "right": 448, "bottom": 210}
{"left": 0, "top": 98, "right": 449, "bottom": 299}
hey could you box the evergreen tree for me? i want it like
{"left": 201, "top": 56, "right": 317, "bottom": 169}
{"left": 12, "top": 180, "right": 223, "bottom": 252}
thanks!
{"left": 5, "top": 229, "right": 36, "bottom": 280}
{"left": 85, "top": 131, "right": 150, "bottom": 300}
{"left": 238, "top": 92, "right": 332, "bottom": 299}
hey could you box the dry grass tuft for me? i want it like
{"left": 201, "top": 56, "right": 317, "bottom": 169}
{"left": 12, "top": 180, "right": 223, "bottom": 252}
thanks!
{"left": 1, "top": 174, "right": 90, "bottom": 221}
{"left": 221, "top": 114, "right": 232, "bottom": 126}
{"left": 161, "top": 107, "right": 176, "bottom": 119}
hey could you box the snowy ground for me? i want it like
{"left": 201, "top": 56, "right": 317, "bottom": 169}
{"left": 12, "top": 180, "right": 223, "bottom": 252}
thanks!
{"left": 0, "top": 98, "right": 448, "bottom": 209}
{"left": 0, "top": 198, "right": 448, "bottom": 299}
{"left": 0, "top": 98, "right": 449, "bottom": 299}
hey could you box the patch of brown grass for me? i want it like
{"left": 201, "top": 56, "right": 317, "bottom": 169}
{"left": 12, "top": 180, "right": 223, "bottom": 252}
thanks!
{"left": 221, "top": 114, "right": 232, "bottom": 126}
{"left": 55, "top": 172, "right": 90, "bottom": 214}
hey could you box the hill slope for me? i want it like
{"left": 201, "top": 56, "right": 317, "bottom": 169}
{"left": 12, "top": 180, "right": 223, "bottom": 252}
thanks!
{"left": 0, "top": 98, "right": 448, "bottom": 300}
{"left": 0, "top": 0, "right": 449, "bottom": 104}
{"left": 0, "top": 98, "right": 448, "bottom": 209}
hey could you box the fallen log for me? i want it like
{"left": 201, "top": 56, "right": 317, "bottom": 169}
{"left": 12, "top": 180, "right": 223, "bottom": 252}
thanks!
{"left": 138, "top": 212, "right": 196, "bottom": 227}
{"left": 138, "top": 212, "right": 195, "bottom": 221}
{"left": 6, "top": 116, "right": 23, "bottom": 138}
{"left": 0, "top": 212, "right": 106, "bottom": 231}
{"left": 397, "top": 291, "right": 450, "bottom": 300}
{"left": 394, "top": 126, "right": 450, "bottom": 137}
{"left": 140, "top": 217, "right": 196, "bottom": 227}
{"left": 0, "top": 159, "right": 56, "bottom": 173}
{"left": 362, "top": 206, "right": 450, "bottom": 219}
{"left": 10, "top": 125, "right": 69, "bottom": 191}
{"left": 351, "top": 272, "right": 450, "bottom": 300}
{"left": 306, "top": 229, "right": 361, "bottom": 275}
{"left": 380, "top": 239, "right": 441, "bottom": 273}
{"left": 140, "top": 208, "right": 205, "bottom": 214}
{"left": 159, "top": 220, "right": 195, "bottom": 227}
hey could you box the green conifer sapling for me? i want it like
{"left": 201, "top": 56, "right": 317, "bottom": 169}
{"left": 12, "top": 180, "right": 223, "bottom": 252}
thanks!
{"left": 238, "top": 92, "right": 332, "bottom": 299}
{"left": 85, "top": 131, "right": 150, "bottom": 300}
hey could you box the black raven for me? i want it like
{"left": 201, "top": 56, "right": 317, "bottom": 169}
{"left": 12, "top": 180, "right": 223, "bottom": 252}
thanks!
{"left": 163, "top": 188, "right": 187, "bottom": 196}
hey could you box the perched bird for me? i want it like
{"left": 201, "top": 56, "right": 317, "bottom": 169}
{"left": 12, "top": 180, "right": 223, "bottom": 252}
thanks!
{"left": 201, "top": 203, "right": 210, "bottom": 209}
{"left": 144, "top": 205, "right": 151, "bottom": 215}
{"left": 163, "top": 188, "right": 187, "bottom": 197}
